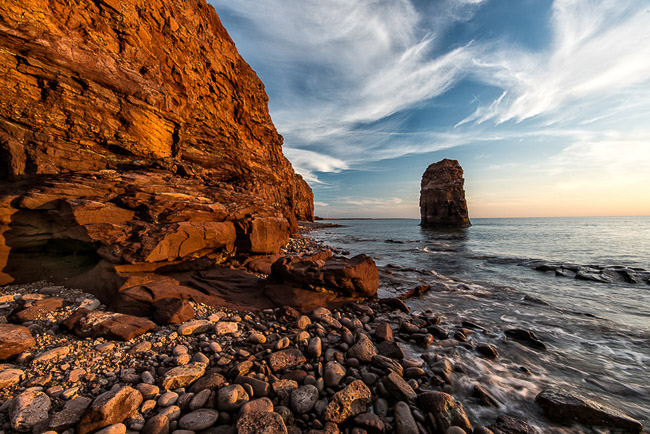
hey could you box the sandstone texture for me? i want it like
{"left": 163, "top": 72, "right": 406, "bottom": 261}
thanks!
{"left": 0, "top": 0, "right": 313, "bottom": 304}
{"left": 420, "top": 159, "right": 471, "bottom": 227}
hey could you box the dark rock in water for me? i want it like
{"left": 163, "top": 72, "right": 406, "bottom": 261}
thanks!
{"left": 271, "top": 250, "right": 379, "bottom": 298}
{"left": 62, "top": 308, "right": 156, "bottom": 341}
{"left": 418, "top": 391, "right": 472, "bottom": 433}
{"left": 476, "top": 343, "right": 499, "bottom": 359}
{"left": 399, "top": 284, "right": 432, "bottom": 299}
{"left": 488, "top": 415, "right": 538, "bottom": 433}
{"left": 419, "top": 159, "right": 471, "bottom": 227}
{"left": 0, "top": 324, "right": 36, "bottom": 360}
{"left": 504, "top": 329, "right": 547, "bottom": 350}
{"left": 575, "top": 269, "right": 613, "bottom": 283}
{"left": 535, "top": 389, "right": 643, "bottom": 433}
{"left": 379, "top": 297, "right": 410, "bottom": 313}
{"left": 473, "top": 384, "right": 500, "bottom": 408}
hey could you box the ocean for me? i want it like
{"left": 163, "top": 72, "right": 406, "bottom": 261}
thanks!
{"left": 310, "top": 217, "right": 650, "bottom": 431}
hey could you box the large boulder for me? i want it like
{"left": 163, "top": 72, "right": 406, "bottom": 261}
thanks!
{"left": 271, "top": 250, "right": 379, "bottom": 298}
{"left": 535, "top": 389, "right": 643, "bottom": 433}
{"left": 420, "top": 159, "right": 471, "bottom": 227}
{"left": 61, "top": 309, "right": 156, "bottom": 341}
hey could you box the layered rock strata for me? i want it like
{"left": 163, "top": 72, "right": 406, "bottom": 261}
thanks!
{"left": 0, "top": 0, "right": 317, "bottom": 304}
{"left": 420, "top": 159, "right": 471, "bottom": 227}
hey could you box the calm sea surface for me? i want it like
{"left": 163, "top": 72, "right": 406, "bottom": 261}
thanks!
{"left": 310, "top": 217, "right": 650, "bottom": 431}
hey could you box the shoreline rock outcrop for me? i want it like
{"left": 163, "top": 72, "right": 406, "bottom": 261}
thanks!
{"left": 420, "top": 159, "right": 471, "bottom": 228}
{"left": 0, "top": 0, "right": 315, "bottom": 303}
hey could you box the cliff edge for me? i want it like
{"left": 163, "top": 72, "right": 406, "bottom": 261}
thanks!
{"left": 420, "top": 159, "right": 471, "bottom": 228}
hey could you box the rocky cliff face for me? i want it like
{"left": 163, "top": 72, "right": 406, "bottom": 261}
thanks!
{"left": 420, "top": 159, "right": 471, "bottom": 228}
{"left": 0, "top": 0, "right": 312, "bottom": 220}
{"left": 0, "top": 0, "right": 314, "bottom": 294}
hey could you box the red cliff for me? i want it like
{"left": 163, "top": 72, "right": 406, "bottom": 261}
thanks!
{"left": 0, "top": 0, "right": 313, "bottom": 292}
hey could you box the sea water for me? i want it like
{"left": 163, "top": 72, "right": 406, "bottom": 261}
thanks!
{"left": 310, "top": 217, "right": 650, "bottom": 431}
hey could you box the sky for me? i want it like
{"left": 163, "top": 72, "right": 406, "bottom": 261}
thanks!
{"left": 210, "top": 0, "right": 650, "bottom": 218}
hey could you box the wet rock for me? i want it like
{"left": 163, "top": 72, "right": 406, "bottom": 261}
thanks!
{"left": 0, "top": 324, "right": 36, "bottom": 360}
{"left": 291, "top": 385, "right": 319, "bottom": 414}
{"left": 152, "top": 298, "right": 195, "bottom": 325}
{"left": 9, "top": 389, "right": 51, "bottom": 432}
{"left": 418, "top": 391, "right": 472, "bottom": 433}
{"left": 347, "top": 333, "right": 377, "bottom": 362}
{"left": 376, "top": 341, "right": 405, "bottom": 360}
{"left": 382, "top": 371, "right": 416, "bottom": 402}
{"left": 488, "top": 415, "right": 537, "bottom": 434}
{"left": 394, "top": 401, "right": 418, "bottom": 434}
{"left": 379, "top": 297, "right": 410, "bottom": 313}
{"left": 217, "top": 384, "right": 249, "bottom": 412}
{"left": 535, "top": 389, "right": 643, "bottom": 433}
{"left": 476, "top": 343, "right": 498, "bottom": 359}
{"left": 323, "top": 380, "right": 372, "bottom": 424}
{"left": 78, "top": 386, "right": 143, "bottom": 434}
{"left": 49, "top": 396, "right": 92, "bottom": 432}
{"left": 427, "top": 324, "right": 448, "bottom": 339}
{"left": 269, "top": 348, "right": 307, "bottom": 372}
{"left": 236, "top": 411, "right": 288, "bottom": 434}
{"left": 161, "top": 363, "right": 206, "bottom": 390}
{"left": 62, "top": 309, "right": 156, "bottom": 341}
{"left": 178, "top": 409, "right": 219, "bottom": 431}
{"left": 473, "top": 384, "right": 500, "bottom": 407}
{"left": 505, "top": 329, "right": 547, "bottom": 350}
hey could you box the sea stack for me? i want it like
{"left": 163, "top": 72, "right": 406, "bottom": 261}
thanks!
{"left": 419, "top": 159, "right": 471, "bottom": 227}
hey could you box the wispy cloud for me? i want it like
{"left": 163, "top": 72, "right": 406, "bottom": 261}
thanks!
{"left": 341, "top": 197, "right": 404, "bottom": 207}
{"left": 283, "top": 148, "right": 348, "bottom": 184}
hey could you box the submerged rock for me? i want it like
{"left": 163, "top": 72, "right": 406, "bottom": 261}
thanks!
{"left": 420, "top": 159, "right": 471, "bottom": 228}
{"left": 535, "top": 389, "right": 643, "bottom": 433}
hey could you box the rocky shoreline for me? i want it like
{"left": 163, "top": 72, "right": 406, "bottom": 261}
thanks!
{"left": 0, "top": 235, "right": 644, "bottom": 434}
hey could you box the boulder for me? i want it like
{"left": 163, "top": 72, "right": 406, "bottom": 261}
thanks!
{"left": 535, "top": 389, "right": 643, "bottom": 433}
{"left": 0, "top": 324, "right": 36, "bottom": 360}
{"left": 9, "top": 390, "right": 51, "bottom": 432}
{"left": 9, "top": 297, "right": 67, "bottom": 322}
{"left": 152, "top": 298, "right": 195, "bottom": 325}
{"left": 271, "top": 250, "right": 379, "bottom": 298}
{"left": 419, "top": 159, "right": 471, "bottom": 227}
{"left": 0, "top": 368, "right": 24, "bottom": 388}
{"left": 61, "top": 309, "right": 156, "bottom": 341}
{"left": 78, "top": 386, "right": 143, "bottom": 434}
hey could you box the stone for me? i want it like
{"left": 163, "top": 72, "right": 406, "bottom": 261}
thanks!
{"left": 382, "top": 372, "right": 416, "bottom": 402}
{"left": 323, "top": 380, "right": 372, "bottom": 424}
{"left": 236, "top": 411, "right": 288, "bottom": 434}
{"left": 240, "top": 397, "right": 274, "bottom": 415}
{"left": 178, "top": 320, "right": 213, "bottom": 336}
{"left": 268, "top": 348, "right": 307, "bottom": 372}
{"left": 235, "top": 376, "right": 270, "bottom": 397}
{"left": 307, "top": 336, "right": 322, "bottom": 358}
{"left": 354, "top": 412, "right": 385, "bottom": 432}
{"left": 535, "top": 389, "right": 643, "bottom": 433}
{"left": 0, "top": 324, "right": 36, "bottom": 360}
{"left": 62, "top": 309, "right": 155, "bottom": 341}
{"left": 94, "top": 424, "right": 126, "bottom": 434}
{"left": 158, "top": 392, "right": 179, "bottom": 407}
{"left": 217, "top": 384, "right": 249, "bottom": 412}
{"left": 49, "top": 397, "right": 92, "bottom": 432}
{"left": 136, "top": 384, "right": 159, "bottom": 400}
{"left": 215, "top": 322, "right": 239, "bottom": 335}
{"left": 477, "top": 343, "right": 499, "bottom": 359}
{"left": 375, "top": 322, "right": 394, "bottom": 342}
{"left": 376, "top": 341, "right": 405, "bottom": 360}
{"left": 178, "top": 409, "right": 219, "bottom": 431}
{"left": 78, "top": 386, "right": 143, "bottom": 434}
{"left": 9, "top": 389, "right": 51, "bottom": 432}
{"left": 297, "top": 315, "right": 312, "bottom": 330}
{"left": 32, "top": 345, "right": 70, "bottom": 364}
{"left": 0, "top": 368, "right": 23, "bottom": 388}
{"left": 394, "top": 401, "right": 418, "bottom": 434}
{"left": 324, "top": 361, "right": 346, "bottom": 388}
{"left": 418, "top": 391, "right": 472, "bottom": 433}
{"left": 271, "top": 250, "right": 379, "bottom": 298}
{"left": 142, "top": 414, "right": 169, "bottom": 434}
{"left": 347, "top": 333, "right": 377, "bottom": 363}
{"left": 10, "top": 297, "right": 67, "bottom": 322}
{"left": 372, "top": 355, "right": 404, "bottom": 376}
{"left": 161, "top": 363, "right": 206, "bottom": 390}
{"left": 419, "top": 159, "right": 471, "bottom": 227}
{"left": 249, "top": 332, "right": 267, "bottom": 344}
{"left": 188, "top": 371, "right": 226, "bottom": 393}
{"left": 290, "top": 385, "right": 319, "bottom": 414}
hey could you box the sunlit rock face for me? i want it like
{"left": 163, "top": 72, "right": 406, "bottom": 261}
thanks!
{"left": 419, "top": 159, "right": 471, "bottom": 228}
{"left": 0, "top": 0, "right": 313, "bottom": 294}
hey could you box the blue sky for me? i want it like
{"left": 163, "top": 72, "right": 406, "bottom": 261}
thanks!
{"left": 210, "top": 0, "right": 650, "bottom": 218}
